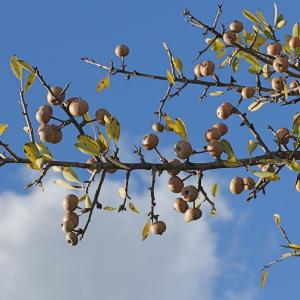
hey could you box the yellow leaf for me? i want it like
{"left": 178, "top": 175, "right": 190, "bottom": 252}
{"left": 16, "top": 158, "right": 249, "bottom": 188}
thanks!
{"left": 209, "top": 91, "right": 224, "bottom": 96}
{"left": 96, "top": 75, "right": 110, "bottom": 92}
{"left": 248, "top": 140, "right": 258, "bottom": 156}
{"left": 75, "top": 135, "right": 101, "bottom": 156}
{"left": 166, "top": 70, "right": 175, "bottom": 85}
{"left": 0, "top": 124, "right": 8, "bottom": 136}
{"left": 253, "top": 171, "right": 275, "bottom": 178}
{"left": 23, "top": 142, "right": 41, "bottom": 170}
{"left": 282, "top": 79, "right": 288, "bottom": 99}
{"left": 288, "top": 243, "right": 300, "bottom": 250}
{"left": 62, "top": 167, "right": 80, "bottom": 183}
{"left": 75, "top": 143, "right": 100, "bottom": 156}
{"left": 128, "top": 202, "right": 140, "bottom": 214}
{"left": 172, "top": 57, "right": 183, "bottom": 75}
{"left": 54, "top": 180, "right": 82, "bottom": 190}
{"left": 243, "top": 9, "right": 261, "bottom": 24}
{"left": 104, "top": 114, "right": 120, "bottom": 143}
{"left": 211, "top": 184, "right": 219, "bottom": 198}
{"left": 16, "top": 58, "right": 33, "bottom": 72}
{"left": 142, "top": 220, "right": 151, "bottom": 241}
{"left": 103, "top": 206, "right": 117, "bottom": 211}
{"left": 284, "top": 160, "right": 300, "bottom": 172}
{"left": 97, "top": 131, "right": 109, "bottom": 154}
{"left": 273, "top": 213, "right": 281, "bottom": 225}
{"left": 24, "top": 72, "right": 36, "bottom": 92}
{"left": 248, "top": 101, "right": 265, "bottom": 112}
{"left": 260, "top": 271, "right": 268, "bottom": 288}
{"left": 293, "top": 22, "right": 300, "bottom": 38}
{"left": 85, "top": 194, "right": 92, "bottom": 209}
{"left": 163, "top": 114, "right": 188, "bottom": 140}
{"left": 35, "top": 143, "right": 53, "bottom": 160}
{"left": 83, "top": 111, "right": 92, "bottom": 122}
{"left": 10, "top": 55, "right": 22, "bottom": 81}
{"left": 107, "top": 156, "right": 130, "bottom": 170}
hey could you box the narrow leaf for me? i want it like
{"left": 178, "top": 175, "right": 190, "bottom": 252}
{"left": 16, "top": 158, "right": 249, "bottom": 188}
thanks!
{"left": 96, "top": 75, "right": 110, "bottom": 92}
{"left": 166, "top": 70, "right": 175, "bottom": 85}
{"left": 260, "top": 271, "right": 268, "bottom": 288}
{"left": 0, "top": 124, "right": 8, "bottom": 136}
{"left": 211, "top": 184, "right": 219, "bottom": 198}
{"left": 293, "top": 22, "right": 300, "bottom": 38}
{"left": 54, "top": 180, "right": 82, "bottom": 190}
{"left": 243, "top": 9, "right": 261, "bottom": 24}
{"left": 10, "top": 55, "right": 22, "bottom": 81}
{"left": 62, "top": 167, "right": 80, "bottom": 183}
{"left": 209, "top": 91, "right": 224, "bottom": 96}
{"left": 142, "top": 220, "right": 151, "bottom": 241}
{"left": 128, "top": 202, "right": 140, "bottom": 214}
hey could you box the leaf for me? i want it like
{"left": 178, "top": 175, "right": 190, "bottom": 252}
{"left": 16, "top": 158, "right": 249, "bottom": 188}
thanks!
{"left": 273, "top": 213, "right": 281, "bottom": 225}
{"left": 51, "top": 166, "right": 61, "bottom": 173}
{"left": 260, "top": 271, "right": 268, "bottom": 288}
{"left": 248, "top": 101, "right": 265, "bottom": 112}
{"left": 277, "top": 19, "right": 287, "bottom": 29}
{"left": 163, "top": 114, "right": 188, "bottom": 141}
{"left": 220, "top": 139, "right": 237, "bottom": 162}
{"left": 293, "top": 22, "right": 300, "bottom": 38}
{"left": 75, "top": 134, "right": 101, "bottom": 156}
{"left": 142, "top": 220, "right": 151, "bottom": 241}
{"left": 10, "top": 55, "right": 22, "bottom": 81}
{"left": 166, "top": 70, "right": 175, "bottom": 85}
{"left": 209, "top": 91, "right": 224, "bottom": 96}
{"left": 35, "top": 143, "right": 53, "bottom": 160}
{"left": 0, "top": 124, "right": 8, "bottom": 136}
{"left": 206, "top": 38, "right": 225, "bottom": 52}
{"left": 24, "top": 72, "right": 37, "bottom": 92}
{"left": 232, "top": 57, "right": 239, "bottom": 73}
{"left": 23, "top": 142, "right": 41, "bottom": 170}
{"left": 248, "top": 140, "right": 258, "bottom": 156}
{"left": 16, "top": 58, "right": 33, "bottom": 72}
{"left": 243, "top": 9, "right": 261, "bottom": 24}
{"left": 103, "top": 206, "right": 117, "bottom": 211}
{"left": 54, "top": 180, "right": 82, "bottom": 190}
{"left": 128, "top": 202, "right": 140, "bottom": 214}
{"left": 85, "top": 194, "right": 92, "bottom": 209}
{"left": 284, "top": 160, "right": 300, "bottom": 172}
{"left": 75, "top": 143, "right": 100, "bottom": 156}
{"left": 172, "top": 57, "right": 183, "bottom": 75}
{"left": 62, "top": 167, "right": 80, "bottom": 183}
{"left": 287, "top": 243, "right": 300, "bottom": 250}
{"left": 107, "top": 156, "right": 130, "bottom": 170}
{"left": 96, "top": 75, "right": 110, "bottom": 93}
{"left": 283, "top": 80, "right": 288, "bottom": 99}
{"left": 256, "top": 10, "right": 268, "bottom": 25}
{"left": 104, "top": 114, "right": 120, "bottom": 143}
{"left": 211, "top": 184, "right": 219, "bottom": 198}
{"left": 253, "top": 171, "right": 275, "bottom": 178}
{"left": 97, "top": 130, "right": 109, "bottom": 154}
{"left": 118, "top": 187, "right": 127, "bottom": 199}
{"left": 83, "top": 111, "right": 92, "bottom": 122}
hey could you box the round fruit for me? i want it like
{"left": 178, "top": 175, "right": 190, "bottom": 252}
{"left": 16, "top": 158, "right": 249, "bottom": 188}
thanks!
{"left": 142, "top": 133, "right": 159, "bottom": 150}
{"left": 275, "top": 127, "right": 290, "bottom": 145}
{"left": 181, "top": 185, "right": 198, "bottom": 202}
{"left": 207, "top": 140, "right": 222, "bottom": 158}
{"left": 47, "top": 86, "right": 65, "bottom": 105}
{"left": 212, "top": 123, "right": 228, "bottom": 136}
{"left": 168, "top": 176, "right": 184, "bottom": 193}
{"left": 95, "top": 108, "right": 110, "bottom": 125}
{"left": 174, "top": 140, "right": 193, "bottom": 160}
{"left": 289, "top": 37, "right": 300, "bottom": 49}
{"left": 229, "top": 20, "right": 244, "bottom": 33}
{"left": 241, "top": 87, "right": 255, "bottom": 99}
{"left": 36, "top": 105, "right": 52, "bottom": 124}
{"left": 63, "top": 211, "right": 79, "bottom": 228}
{"left": 243, "top": 177, "right": 255, "bottom": 190}
{"left": 271, "top": 77, "right": 284, "bottom": 91}
{"left": 229, "top": 177, "right": 244, "bottom": 194}
{"left": 150, "top": 221, "right": 166, "bottom": 235}
{"left": 295, "top": 179, "right": 300, "bottom": 192}
{"left": 290, "top": 80, "right": 299, "bottom": 90}
{"left": 223, "top": 31, "right": 237, "bottom": 44}
{"left": 267, "top": 43, "right": 282, "bottom": 56}
{"left": 216, "top": 102, "right": 233, "bottom": 120}
{"left": 62, "top": 220, "right": 75, "bottom": 233}
{"left": 86, "top": 157, "right": 97, "bottom": 173}
{"left": 68, "top": 98, "right": 89, "bottom": 116}
{"left": 66, "top": 232, "right": 78, "bottom": 246}
{"left": 205, "top": 127, "right": 221, "bottom": 142}
{"left": 167, "top": 159, "right": 181, "bottom": 176}
{"left": 199, "top": 60, "right": 215, "bottom": 76}
{"left": 51, "top": 125, "right": 63, "bottom": 144}
{"left": 152, "top": 122, "right": 164, "bottom": 132}
{"left": 63, "top": 194, "right": 79, "bottom": 211}
{"left": 184, "top": 208, "right": 202, "bottom": 223}
{"left": 194, "top": 64, "right": 202, "bottom": 77}
{"left": 173, "top": 198, "right": 188, "bottom": 213}
{"left": 38, "top": 124, "right": 55, "bottom": 143}
{"left": 115, "top": 44, "right": 129, "bottom": 57}
{"left": 273, "top": 56, "right": 289, "bottom": 73}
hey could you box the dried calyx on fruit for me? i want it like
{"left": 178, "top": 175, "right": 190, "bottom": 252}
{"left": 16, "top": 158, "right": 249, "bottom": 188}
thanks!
{"left": 174, "top": 140, "right": 193, "bottom": 160}
{"left": 47, "top": 86, "right": 65, "bottom": 105}
{"left": 143, "top": 133, "right": 159, "bottom": 150}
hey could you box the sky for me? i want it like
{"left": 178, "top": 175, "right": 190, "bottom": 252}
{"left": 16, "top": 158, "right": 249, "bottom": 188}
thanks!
{"left": 1, "top": 0, "right": 300, "bottom": 299}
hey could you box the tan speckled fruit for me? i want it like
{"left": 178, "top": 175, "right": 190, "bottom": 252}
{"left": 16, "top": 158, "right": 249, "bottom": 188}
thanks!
{"left": 207, "top": 140, "right": 222, "bottom": 158}
{"left": 66, "top": 232, "right": 78, "bottom": 246}
{"left": 216, "top": 102, "right": 233, "bottom": 120}
{"left": 290, "top": 80, "right": 299, "bottom": 90}
{"left": 152, "top": 122, "right": 164, "bottom": 132}
{"left": 174, "top": 140, "right": 193, "bottom": 160}
{"left": 205, "top": 127, "right": 221, "bottom": 142}
{"left": 68, "top": 98, "right": 89, "bottom": 116}
{"left": 241, "top": 87, "right": 255, "bottom": 99}
{"left": 261, "top": 164, "right": 275, "bottom": 172}
{"left": 212, "top": 123, "right": 228, "bottom": 136}
{"left": 199, "top": 60, "right": 215, "bottom": 76}
{"left": 167, "top": 159, "right": 181, "bottom": 176}
{"left": 229, "top": 20, "right": 244, "bottom": 33}
{"left": 63, "top": 194, "right": 79, "bottom": 211}
{"left": 63, "top": 211, "right": 79, "bottom": 228}
{"left": 229, "top": 177, "right": 244, "bottom": 194}
{"left": 51, "top": 125, "right": 63, "bottom": 144}
{"left": 275, "top": 127, "right": 290, "bottom": 145}
{"left": 223, "top": 31, "right": 237, "bottom": 44}
{"left": 36, "top": 105, "right": 53, "bottom": 124}
{"left": 86, "top": 157, "right": 97, "bottom": 173}
{"left": 47, "top": 86, "right": 65, "bottom": 105}
{"left": 184, "top": 208, "right": 202, "bottom": 223}
{"left": 243, "top": 177, "right": 255, "bottom": 190}
{"left": 150, "top": 221, "right": 166, "bottom": 235}
{"left": 273, "top": 56, "right": 289, "bottom": 73}
{"left": 38, "top": 124, "right": 55, "bottom": 143}
{"left": 267, "top": 43, "right": 282, "bottom": 56}
{"left": 115, "top": 44, "right": 129, "bottom": 57}
{"left": 271, "top": 77, "right": 285, "bottom": 91}
{"left": 295, "top": 179, "right": 300, "bottom": 192}
{"left": 142, "top": 133, "right": 159, "bottom": 150}
{"left": 95, "top": 108, "right": 110, "bottom": 125}
{"left": 194, "top": 64, "right": 202, "bottom": 77}
{"left": 181, "top": 185, "right": 198, "bottom": 202}
{"left": 289, "top": 37, "right": 300, "bottom": 49}
{"left": 168, "top": 176, "right": 184, "bottom": 193}
{"left": 173, "top": 198, "right": 188, "bottom": 213}
{"left": 62, "top": 220, "right": 75, "bottom": 233}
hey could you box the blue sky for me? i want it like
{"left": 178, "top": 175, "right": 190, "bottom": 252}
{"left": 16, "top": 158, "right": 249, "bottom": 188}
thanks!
{"left": 1, "top": 0, "right": 300, "bottom": 299}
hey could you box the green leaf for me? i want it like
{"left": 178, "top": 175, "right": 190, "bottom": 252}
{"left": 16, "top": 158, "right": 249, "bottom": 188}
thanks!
{"left": 166, "top": 70, "right": 175, "bottom": 85}
{"left": 256, "top": 10, "right": 268, "bottom": 25}
{"left": 107, "top": 156, "right": 130, "bottom": 170}
{"left": 284, "top": 160, "right": 300, "bottom": 172}
{"left": 36, "top": 143, "right": 53, "bottom": 160}
{"left": 104, "top": 114, "right": 120, "bottom": 143}
{"left": 103, "top": 206, "right": 117, "bottom": 211}
{"left": 128, "top": 202, "right": 140, "bottom": 214}
{"left": 243, "top": 9, "right": 261, "bottom": 24}
{"left": 62, "top": 167, "right": 80, "bottom": 183}
{"left": 260, "top": 271, "right": 268, "bottom": 288}
{"left": 253, "top": 171, "right": 275, "bottom": 178}
{"left": 16, "top": 59, "right": 33, "bottom": 72}
{"left": 0, "top": 124, "right": 8, "bottom": 136}
{"left": 293, "top": 22, "right": 300, "bottom": 38}
{"left": 24, "top": 72, "right": 37, "bottom": 92}
{"left": 142, "top": 220, "right": 151, "bottom": 241}
{"left": 209, "top": 91, "right": 224, "bottom": 96}
{"left": 220, "top": 139, "right": 237, "bottom": 162}
{"left": 232, "top": 57, "right": 239, "bottom": 73}
{"left": 54, "top": 180, "right": 82, "bottom": 190}
{"left": 248, "top": 140, "right": 258, "bottom": 156}
{"left": 211, "top": 184, "right": 219, "bottom": 198}
{"left": 96, "top": 75, "right": 110, "bottom": 92}
{"left": 10, "top": 55, "right": 22, "bottom": 81}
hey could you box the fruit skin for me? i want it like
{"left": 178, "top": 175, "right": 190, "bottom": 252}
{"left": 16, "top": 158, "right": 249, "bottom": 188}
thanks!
{"left": 290, "top": 80, "right": 299, "bottom": 90}
{"left": 229, "top": 20, "right": 244, "bottom": 33}
{"left": 38, "top": 124, "right": 55, "bottom": 143}
{"left": 36, "top": 105, "right": 53, "bottom": 124}
{"left": 241, "top": 87, "right": 255, "bottom": 99}
{"left": 267, "top": 43, "right": 282, "bottom": 56}
{"left": 50, "top": 125, "right": 63, "bottom": 144}
{"left": 173, "top": 198, "right": 188, "bottom": 213}
{"left": 174, "top": 140, "right": 193, "bottom": 160}
{"left": 168, "top": 176, "right": 184, "bottom": 193}
{"left": 62, "top": 220, "right": 75, "bottom": 233}
{"left": 194, "top": 64, "right": 202, "bottom": 77}
{"left": 142, "top": 133, "right": 159, "bottom": 150}
{"left": 115, "top": 44, "right": 129, "bottom": 57}
{"left": 271, "top": 77, "right": 284, "bottom": 91}
{"left": 243, "top": 177, "right": 255, "bottom": 190}
{"left": 230, "top": 177, "right": 244, "bottom": 194}
{"left": 199, "top": 60, "right": 215, "bottom": 76}
{"left": 47, "top": 86, "right": 65, "bottom": 105}
{"left": 212, "top": 123, "right": 228, "bottom": 136}
{"left": 184, "top": 208, "right": 202, "bottom": 223}
{"left": 206, "top": 140, "right": 222, "bottom": 158}
{"left": 150, "top": 221, "right": 166, "bottom": 235}
{"left": 63, "top": 211, "right": 79, "bottom": 228}
{"left": 95, "top": 108, "right": 110, "bottom": 125}
{"left": 68, "top": 98, "right": 89, "bottom": 116}
{"left": 295, "top": 179, "right": 300, "bottom": 192}
{"left": 167, "top": 159, "right": 181, "bottom": 176}
{"left": 223, "top": 31, "right": 237, "bottom": 44}
{"left": 216, "top": 102, "right": 233, "bottom": 120}
{"left": 289, "top": 37, "right": 300, "bottom": 49}
{"left": 152, "top": 122, "right": 164, "bottom": 132}
{"left": 273, "top": 56, "right": 289, "bottom": 73}
{"left": 66, "top": 232, "right": 78, "bottom": 246}
{"left": 63, "top": 194, "right": 79, "bottom": 211}
{"left": 181, "top": 185, "right": 198, "bottom": 202}
{"left": 275, "top": 127, "right": 290, "bottom": 145}
{"left": 205, "top": 127, "right": 221, "bottom": 142}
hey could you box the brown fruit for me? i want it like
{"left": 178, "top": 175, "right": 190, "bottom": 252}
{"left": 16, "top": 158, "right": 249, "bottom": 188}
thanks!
{"left": 173, "top": 198, "right": 188, "bottom": 213}
{"left": 36, "top": 105, "right": 53, "bottom": 124}
{"left": 150, "top": 221, "right": 166, "bottom": 235}
{"left": 241, "top": 87, "right": 255, "bottom": 99}
{"left": 63, "top": 194, "right": 79, "bottom": 211}
{"left": 86, "top": 157, "right": 97, "bottom": 173}
{"left": 212, "top": 123, "right": 228, "bottom": 136}
{"left": 275, "top": 127, "right": 290, "bottom": 145}
{"left": 115, "top": 44, "right": 129, "bottom": 57}
{"left": 207, "top": 140, "right": 222, "bottom": 158}
{"left": 261, "top": 164, "right": 275, "bottom": 173}
{"left": 152, "top": 122, "right": 164, "bottom": 132}
{"left": 229, "top": 20, "right": 244, "bottom": 33}
{"left": 95, "top": 108, "right": 110, "bottom": 125}
{"left": 62, "top": 220, "right": 75, "bottom": 233}
{"left": 38, "top": 124, "right": 55, "bottom": 143}
{"left": 229, "top": 177, "right": 244, "bottom": 194}
{"left": 273, "top": 56, "right": 289, "bottom": 73}
{"left": 167, "top": 159, "right": 181, "bottom": 176}
{"left": 271, "top": 77, "right": 284, "bottom": 91}
{"left": 181, "top": 185, "right": 198, "bottom": 202}
{"left": 295, "top": 179, "right": 300, "bottom": 192}
{"left": 199, "top": 60, "right": 215, "bottom": 76}
{"left": 47, "top": 86, "right": 65, "bottom": 105}
{"left": 63, "top": 211, "right": 79, "bottom": 228}
{"left": 66, "top": 232, "right": 78, "bottom": 246}
{"left": 51, "top": 125, "right": 63, "bottom": 144}
{"left": 194, "top": 64, "right": 202, "bottom": 77}
{"left": 184, "top": 208, "right": 202, "bottom": 223}
{"left": 290, "top": 80, "right": 299, "bottom": 90}
{"left": 174, "top": 140, "right": 193, "bottom": 160}
{"left": 168, "top": 176, "right": 184, "bottom": 193}
{"left": 243, "top": 177, "right": 255, "bottom": 190}
{"left": 267, "top": 43, "right": 282, "bottom": 56}
{"left": 205, "top": 127, "right": 221, "bottom": 142}
{"left": 142, "top": 133, "right": 159, "bottom": 150}
{"left": 289, "top": 37, "right": 300, "bottom": 49}
{"left": 223, "top": 31, "right": 237, "bottom": 44}
{"left": 68, "top": 98, "right": 89, "bottom": 116}
{"left": 216, "top": 102, "right": 233, "bottom": 120}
